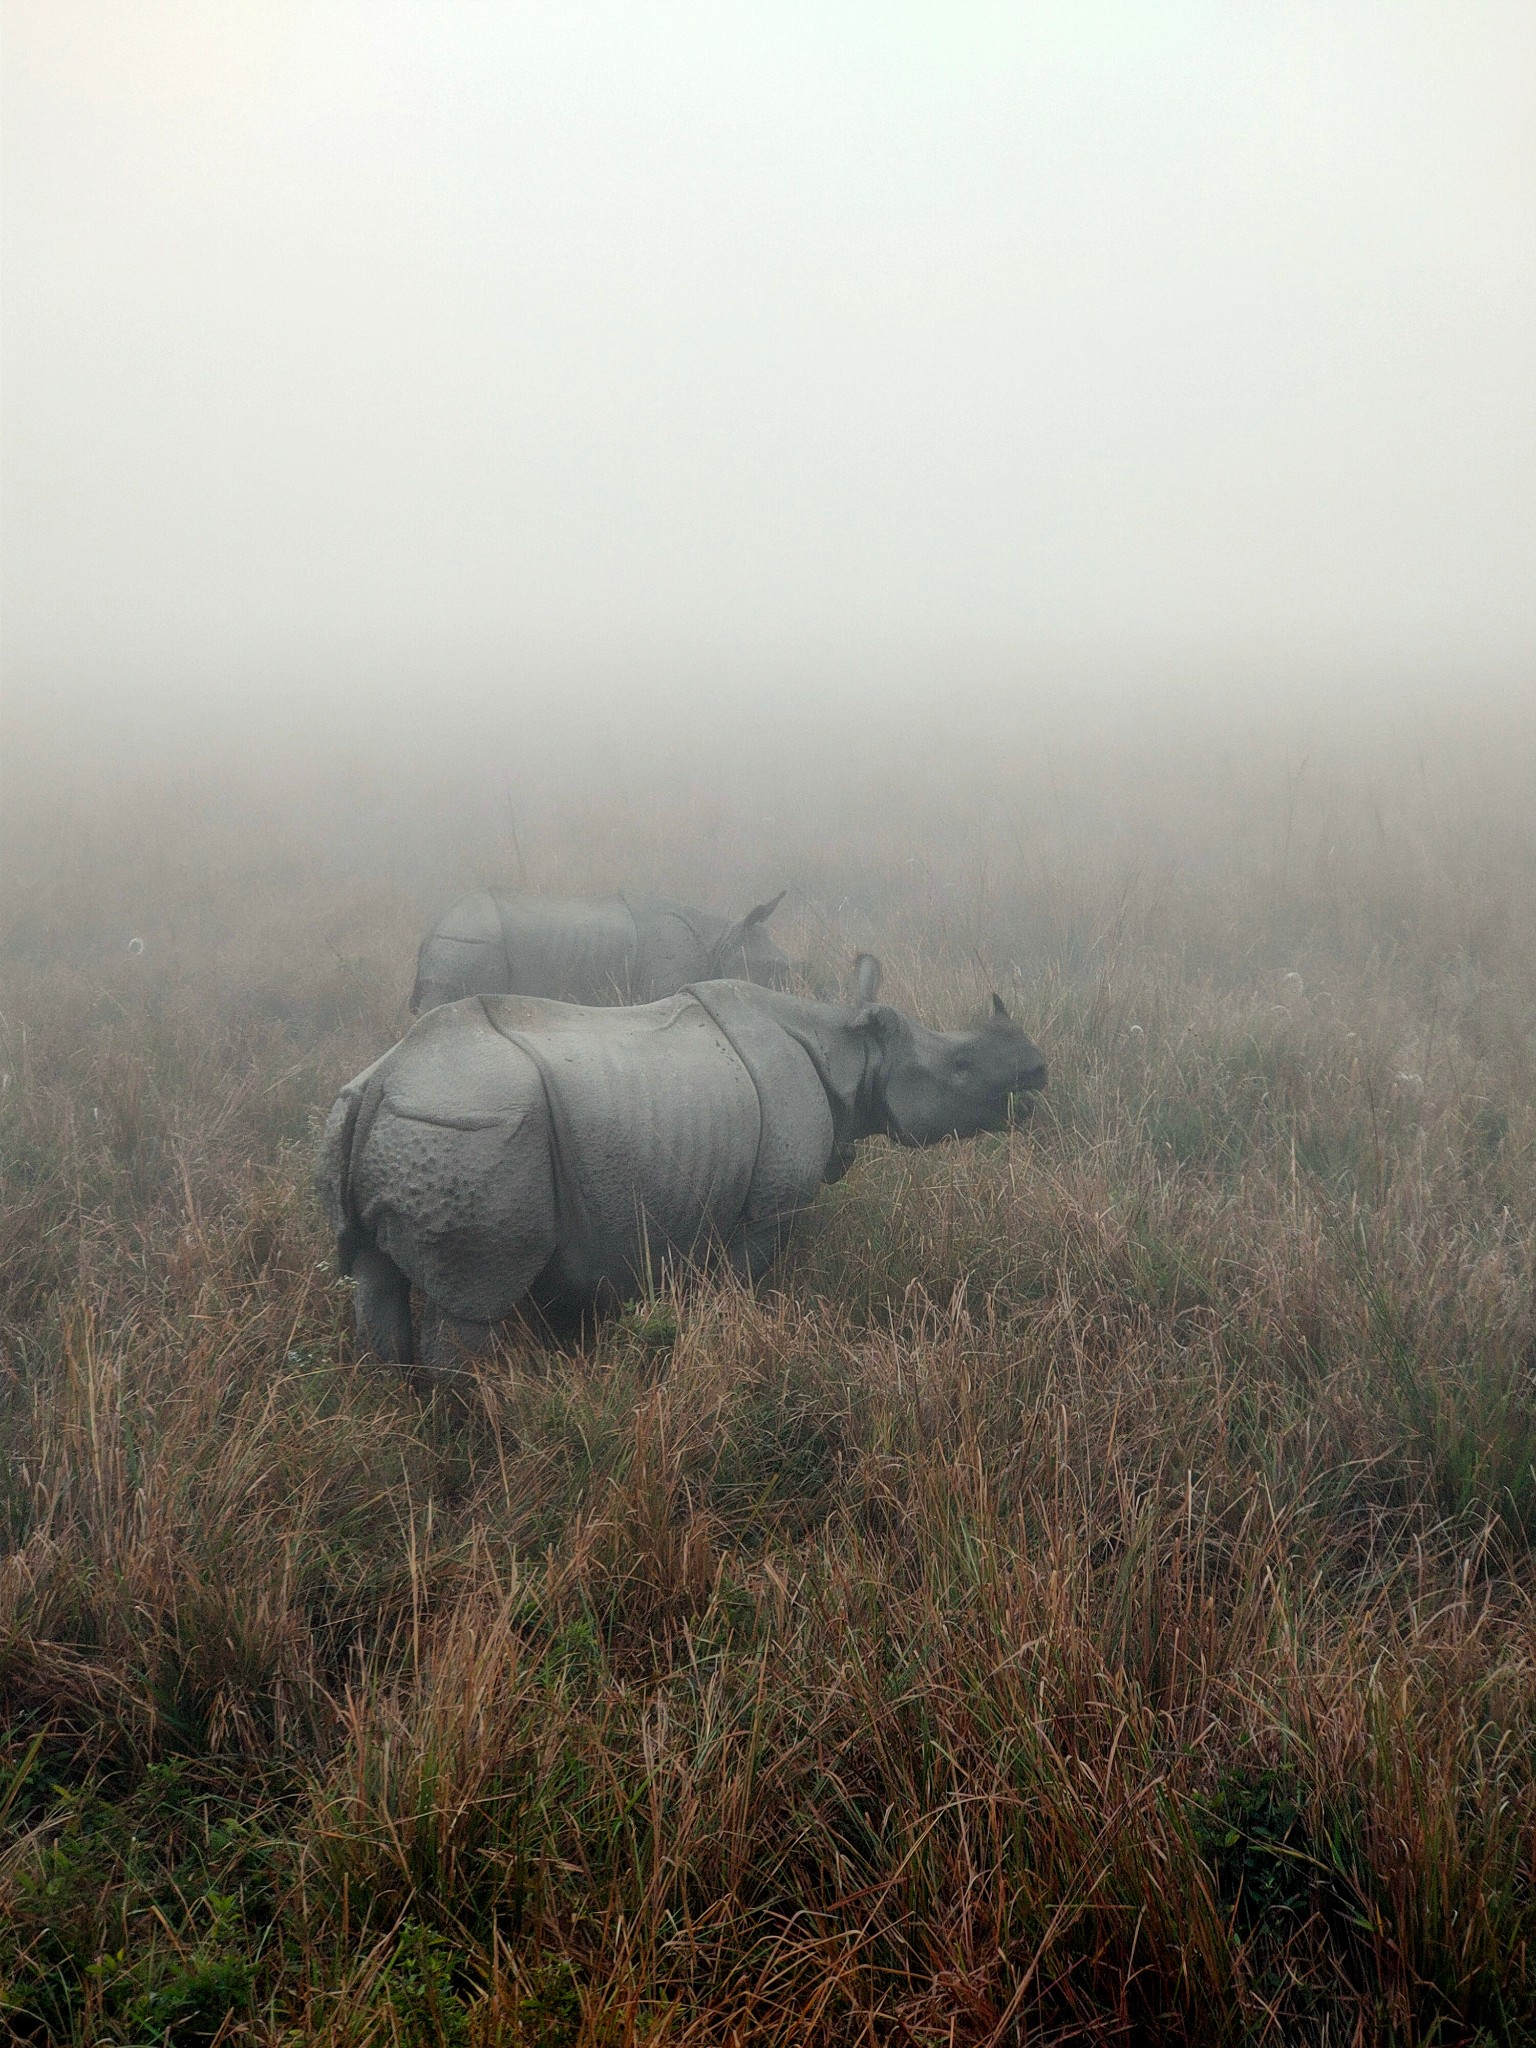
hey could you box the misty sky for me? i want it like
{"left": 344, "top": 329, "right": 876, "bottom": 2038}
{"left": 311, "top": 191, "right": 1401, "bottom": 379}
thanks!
{"left": 3, "top": 1, "right": 1535, "bottom": 722}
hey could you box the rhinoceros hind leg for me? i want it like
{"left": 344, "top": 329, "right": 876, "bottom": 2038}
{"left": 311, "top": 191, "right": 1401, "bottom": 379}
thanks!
{"left": 352, "top": 1245, "right": 414, "bottom": 1364}
{"left": 418, "top": 1299, "right": 498, "bottom": 1374}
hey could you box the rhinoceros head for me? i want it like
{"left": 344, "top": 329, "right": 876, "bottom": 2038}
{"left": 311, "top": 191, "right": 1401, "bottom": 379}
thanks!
{"left": 709, "top": 890, "right": 792, "bottom": 987}
{"left": 866, "top": 988, "right": 1047, "bottom": 1145}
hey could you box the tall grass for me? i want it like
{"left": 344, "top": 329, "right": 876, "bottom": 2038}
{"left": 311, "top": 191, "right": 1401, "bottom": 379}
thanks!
{"left": 3, "top": 730, "right": 1536, "bottom": 2042}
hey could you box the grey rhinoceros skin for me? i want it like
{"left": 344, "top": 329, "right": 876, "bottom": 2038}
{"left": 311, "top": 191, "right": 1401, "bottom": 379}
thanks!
{"left": 410, "top": 888, "right": 791, "bottom": 1013}
{"left": 319, "top": 961, "right": 1048, "bottom": 1370}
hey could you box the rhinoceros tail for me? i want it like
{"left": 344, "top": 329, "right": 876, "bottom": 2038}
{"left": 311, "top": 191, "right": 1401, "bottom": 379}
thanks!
{"left": 317, "top": 1076, "right": 415, "bottom": 1364}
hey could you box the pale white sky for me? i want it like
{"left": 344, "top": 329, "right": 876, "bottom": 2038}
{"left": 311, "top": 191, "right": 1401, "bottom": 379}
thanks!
{"left": 3, "top": 1, "right": 1534, "bottom": 729}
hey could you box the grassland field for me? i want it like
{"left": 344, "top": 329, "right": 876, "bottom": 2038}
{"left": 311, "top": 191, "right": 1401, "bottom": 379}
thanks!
{"left": 3, "top": 720, "right": 1536, "bottom": 2044}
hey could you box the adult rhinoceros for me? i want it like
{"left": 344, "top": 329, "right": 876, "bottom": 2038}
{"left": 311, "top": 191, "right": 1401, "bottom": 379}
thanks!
{"left": 319, "top": 958, "right": 1047, "bottom": 1370}
{"left": 410, "top": 888, "right": 791, "bottom": 1013}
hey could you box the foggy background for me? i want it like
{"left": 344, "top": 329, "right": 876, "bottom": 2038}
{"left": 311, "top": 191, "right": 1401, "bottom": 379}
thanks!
{"left": 3, "top": 1, "right": 1534, "bottom": 807}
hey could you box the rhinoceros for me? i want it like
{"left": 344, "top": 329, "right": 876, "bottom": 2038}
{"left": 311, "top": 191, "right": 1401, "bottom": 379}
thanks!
{"left": 319, "top": 957, "right": 1047, "bottom": 1370}
{"left": 410, "top": 888, "right": 791, "bottom": 1013}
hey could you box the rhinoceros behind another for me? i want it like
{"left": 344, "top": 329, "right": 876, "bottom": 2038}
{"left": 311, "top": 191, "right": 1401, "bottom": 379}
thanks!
{"left": 319, "top": 957, "right": 1047, "bottom": 1370}
{"left": 410, "top": 888, "right": 791, "bottom": 1013}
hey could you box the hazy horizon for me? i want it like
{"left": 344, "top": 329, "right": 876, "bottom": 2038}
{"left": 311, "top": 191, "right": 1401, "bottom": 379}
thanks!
{"left": 4, "top": 0, "right": 1534, "bottom": 769}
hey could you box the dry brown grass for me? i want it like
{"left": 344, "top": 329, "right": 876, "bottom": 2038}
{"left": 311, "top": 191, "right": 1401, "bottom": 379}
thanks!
{"left": 2, "top": 725, "right": 1535, "bottom": 2043}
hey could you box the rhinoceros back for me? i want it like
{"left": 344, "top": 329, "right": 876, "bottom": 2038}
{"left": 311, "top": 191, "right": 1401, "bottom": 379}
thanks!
{"left": 496, "top": 895, "right": 641, "bottom": 1001}
{"left": 414, "top": 892, "right": 642, "bottom": 1009}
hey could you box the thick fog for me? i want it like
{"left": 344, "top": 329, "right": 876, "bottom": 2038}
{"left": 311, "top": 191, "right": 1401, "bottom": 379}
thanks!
{"left": 3, "top": 1, "right": 1535, "bottom": 783}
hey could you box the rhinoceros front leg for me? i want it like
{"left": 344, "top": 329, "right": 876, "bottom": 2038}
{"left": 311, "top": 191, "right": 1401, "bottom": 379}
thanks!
{"left": 726, "top": 1215, "right": 790, "bottom": 1286}
{"left": 418, "top": 1298, "right": 499, "bottom": 1374}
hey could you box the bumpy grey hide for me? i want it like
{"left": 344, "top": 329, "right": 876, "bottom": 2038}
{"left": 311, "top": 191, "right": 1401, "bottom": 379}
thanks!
{"left": 319, "top": 975, "right": 1048, "bottom": 1365}
{"left": 410, "top": 889, "right": 790, "bottom": 1013}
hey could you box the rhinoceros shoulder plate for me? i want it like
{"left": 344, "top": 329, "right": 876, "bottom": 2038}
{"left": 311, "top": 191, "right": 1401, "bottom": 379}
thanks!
{"left": 683, "top": 980, "right": 838, "bottom": 1225}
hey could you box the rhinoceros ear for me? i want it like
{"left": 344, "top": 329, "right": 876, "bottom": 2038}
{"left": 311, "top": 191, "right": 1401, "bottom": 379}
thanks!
{"left": 711, "top": 891, "right": 787, "bottom": 972}
{"left": 855, "top": 952, "right": 882, "bottom": 1003}
{"left": 991, "top": 992, "right": 1010, "bottom": 1019}
{"left": 741, "top": 890, "right": 786, "bottom": 929}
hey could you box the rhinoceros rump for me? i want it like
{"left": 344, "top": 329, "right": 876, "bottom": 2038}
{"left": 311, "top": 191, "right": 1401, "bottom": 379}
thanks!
{"left": 319, "top": 962, "right": 1047, "bottom": 1370}
{"left": 410, "top": 889, "right": 790, "bottom": 1012}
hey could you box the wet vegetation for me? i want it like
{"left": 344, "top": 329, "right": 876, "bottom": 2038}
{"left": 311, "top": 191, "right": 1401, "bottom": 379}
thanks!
{"left": 3, "top": 727, "right": 1536, "bottom": 2043}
